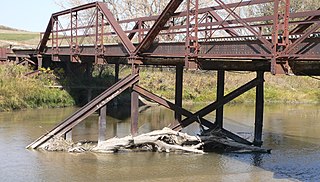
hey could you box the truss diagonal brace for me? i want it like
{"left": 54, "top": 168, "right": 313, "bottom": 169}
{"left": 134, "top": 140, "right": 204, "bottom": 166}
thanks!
{"left": 179, "top": 77, "right": 261, "bottom": 128}
{"left": 134, "top": 0, "right": 183, "bottom": 54}
{"left": 38, "top": 17, "right": 53, "bottom": 53}
{"left": 208, "top": 11, "right": 239, "bottom": 37}
{"left": 132, "top": 85, "right": 216, "bottom": 129}
{"left": 214, "top": 0, "right": 273, "bottom": 52}
{"left": 97, "top": 2, "right": 136, "bottom": 54}
{"left": 284, "top": 22, "right": 320, "bottom": 55}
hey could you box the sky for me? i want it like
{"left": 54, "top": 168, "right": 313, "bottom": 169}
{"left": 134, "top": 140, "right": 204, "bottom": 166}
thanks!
{"left": 0, "top": 0, "right": 60, "bottom": 32}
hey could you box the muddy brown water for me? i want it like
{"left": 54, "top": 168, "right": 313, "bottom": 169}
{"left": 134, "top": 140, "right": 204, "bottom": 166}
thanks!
{"left": 0, "top": 104, "right": 319, "bottom": 181}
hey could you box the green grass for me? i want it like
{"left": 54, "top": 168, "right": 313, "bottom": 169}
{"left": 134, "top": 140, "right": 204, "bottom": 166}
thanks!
{"left": 137, "top": 68, "right": 320, "bottom": 104}
{"left": 0, "top": 64, "right": 75, "bottom": 111}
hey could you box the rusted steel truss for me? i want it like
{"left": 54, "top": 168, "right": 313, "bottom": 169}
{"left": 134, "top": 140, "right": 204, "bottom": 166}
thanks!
{"left": 37, "top": 0, "right": 320, "bottom": 74}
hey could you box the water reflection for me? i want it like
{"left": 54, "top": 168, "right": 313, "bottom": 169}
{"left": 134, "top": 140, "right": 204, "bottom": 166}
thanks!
{"left": 0, "top": 104, "right": 319, "bottom": 181}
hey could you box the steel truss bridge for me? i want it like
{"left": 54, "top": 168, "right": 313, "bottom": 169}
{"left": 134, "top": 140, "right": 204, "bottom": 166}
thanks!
{"left": 27, "top": 0, "right": 320, "bottom": 150}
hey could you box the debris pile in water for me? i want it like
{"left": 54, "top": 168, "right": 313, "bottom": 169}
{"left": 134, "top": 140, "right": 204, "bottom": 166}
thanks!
{"left": 40, "top": 127, "right": 204, "bottom": 154}
{"left": 39, "top": 127, "right": 270, "bottom": 154}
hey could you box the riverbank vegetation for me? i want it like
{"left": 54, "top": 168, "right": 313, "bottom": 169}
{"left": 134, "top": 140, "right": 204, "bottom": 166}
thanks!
{"left": 0, "top": 64, "right": 74, "bottom": 111}
{"left": 0, "top": 64, "right": 319, "bottom": 112}
{"left": 135, "top": 67, "right": 320, "bottom": 104}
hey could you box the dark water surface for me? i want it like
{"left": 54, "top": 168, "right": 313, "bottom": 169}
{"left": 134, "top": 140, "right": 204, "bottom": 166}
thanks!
{"left": 0, "top": 104, "right": 319, "bottom": 182}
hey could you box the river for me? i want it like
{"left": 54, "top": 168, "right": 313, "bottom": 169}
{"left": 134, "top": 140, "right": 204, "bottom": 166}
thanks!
{"left": 0, "top": 104, "right": 319, "bottom": 181}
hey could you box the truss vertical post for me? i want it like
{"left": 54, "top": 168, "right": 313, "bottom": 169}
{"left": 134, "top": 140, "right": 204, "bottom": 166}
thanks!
{"left": 254, "top": 71, "right": 264, "bottom": 146}
{"left": 185, "top": 0, "right": 199, "bottom": 69}
{"left": 51, "top": 16, "right": 59, "bottom": 61}
{"left": 216, "top": 70, "right": 225, "bottom": 129}
{"left": 272, "top": 0, "right": 290, "bottom": 74}
{"left": 138, "top": 20, "right": 143, "bottom": 43}
{"left": 98, "top": 105, "right": 107, "bottom": 143}
{"left": 95, "top": 8, "right": 105, "bottom": 63}
{"left": 70, "top": 10, "right": 79, "bottom": 62}
{"left": 175, "top": 64, "right": 184, "bottom": 124}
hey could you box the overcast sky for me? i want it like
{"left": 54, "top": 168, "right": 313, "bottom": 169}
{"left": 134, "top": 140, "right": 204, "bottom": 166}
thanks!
{"left": 0, "top": 0, "right": 60, "bottom": 32}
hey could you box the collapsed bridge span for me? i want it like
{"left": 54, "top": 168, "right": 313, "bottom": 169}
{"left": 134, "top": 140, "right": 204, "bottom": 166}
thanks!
{"left": 23, "top": 0, "right": 320, "bottom": 150}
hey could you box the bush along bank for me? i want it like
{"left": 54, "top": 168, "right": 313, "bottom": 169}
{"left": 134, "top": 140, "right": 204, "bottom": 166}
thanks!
{"left": 0, "top": 64, "right": 74, "bottom": 111}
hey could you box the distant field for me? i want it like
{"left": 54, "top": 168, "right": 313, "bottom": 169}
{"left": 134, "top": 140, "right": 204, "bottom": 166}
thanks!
{"left": 0, "top": 33, "right": 39, "bottom": 41}
{"left": 0, "top": 26, "right": 40, "bottom": 47}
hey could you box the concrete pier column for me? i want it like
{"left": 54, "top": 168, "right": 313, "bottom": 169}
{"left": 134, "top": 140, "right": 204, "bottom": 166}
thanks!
{"left": 98, "top": 105, "right": 107, "bottom": 143}
{"left": 65, "top": 129, "right": 72, "bottom": 142}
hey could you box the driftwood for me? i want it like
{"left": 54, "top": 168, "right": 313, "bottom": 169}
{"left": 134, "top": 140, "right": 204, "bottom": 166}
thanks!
{"left": 92, "top": 127, "right": 204, "bottom": 154}
{"left": 40, "top": 127, "right": 271, "bottom": 154}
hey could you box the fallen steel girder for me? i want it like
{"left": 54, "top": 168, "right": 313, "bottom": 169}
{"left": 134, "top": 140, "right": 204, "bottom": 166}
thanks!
{"left": 27, "top": 74, "right": 139, "bottom": 149}
{"left": 133, "top": 80, "right": 254, "bottom": 146}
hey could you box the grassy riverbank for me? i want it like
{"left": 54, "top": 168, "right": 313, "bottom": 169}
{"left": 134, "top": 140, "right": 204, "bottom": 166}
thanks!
{"left": 0, "top": 64, "right": 319, "bottom": 111}
{"left": 137, "top": 68, "right": 320, "bottom": 104}
{"left": 0, "top": 64, "right": 74, "bottom": 111}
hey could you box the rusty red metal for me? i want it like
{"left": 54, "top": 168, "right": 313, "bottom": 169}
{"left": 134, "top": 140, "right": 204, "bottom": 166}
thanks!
{"left": 0, "top": 48, "right": 9, "bottom": 62}
{"left": 31, "top": 0, "right": 320, "bottom": 75}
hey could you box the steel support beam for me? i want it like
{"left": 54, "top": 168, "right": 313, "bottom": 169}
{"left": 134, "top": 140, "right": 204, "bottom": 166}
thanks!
{"left": 115, "top": 63, "right": 120, "bottom": 83}
{"left": 216, "top": 70, "right": 225, "bottom": 128}
{"left": 175, "top": 64, "right": 183, "bottom": 123}
{"left": 253, "top": 71, "right": 264, "bottom": 146}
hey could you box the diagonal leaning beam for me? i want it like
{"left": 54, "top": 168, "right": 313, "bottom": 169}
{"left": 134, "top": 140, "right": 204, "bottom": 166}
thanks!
{"left": 128, "top": 21, "right": 140, "bottom": 40}
{"left": 134, "top": 0, "right": 183, "bottom": 54}
{"left": 290, "top": 8, "right": 320, "bottom": 35}
{"left": 27, "top": 74, "right": 139, "bottom": 149}
{"left": 214, "top": 0, "right": 273, "bottom": 52}
{"left": 132, "top": 85, "right": 216, "bottom": 129}
{"left": 178, "top": 77, "right": 261, "bottom": 128}
{"left": 38, "top": 17, "right": 53, "bottom": 53}
{"left": 208, "top": 11, "right": 239, "bottom": 37}
{"left": 97, "top": 2, "right": 136, "bottom": 54}
{"left": 284, "top": 22, "right": 320, "bottom": 55}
